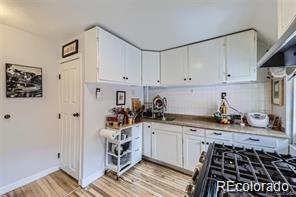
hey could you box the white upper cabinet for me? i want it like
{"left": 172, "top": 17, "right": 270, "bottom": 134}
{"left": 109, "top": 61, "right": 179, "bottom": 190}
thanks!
{"left": 278, "top": 0, "right": 296, "bottom": 38}
{"left": 188, "top": 38, "right": 225, "bottom": 85}
{"left": 161, "top": 47, "right": 188, "bottom": 86}
{"left": 124, "top": 42, "right": 142, "bottom": 85}
{"left": 84, "top": 27, "right": 141, "bottom": 85}
{"left": 225, "top": 30, "right": 257, "bottom": 83}
{"left": 142, "top": 51, "right": 160, "bottom": 86}
{"left": 98, "top": 28, "right": 125, "bottom": 83}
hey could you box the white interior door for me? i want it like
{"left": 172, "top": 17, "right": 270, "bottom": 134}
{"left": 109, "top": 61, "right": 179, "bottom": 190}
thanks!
{"left": 59, "top": 58, "right": 81, "bottom": 180}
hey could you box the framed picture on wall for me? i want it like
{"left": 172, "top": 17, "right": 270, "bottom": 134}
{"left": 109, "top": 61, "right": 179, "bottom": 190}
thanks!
{"left": 62, "top": 39, "right": 78, "bottom": 58}
{"left": 272, "top": 79, "right": 284, "bottom": 105}
{"left": 6, "top": 63, "right": 43, "bottom": 98}
{"left": 116, "top": 91, "right": 126, "bottom": 105}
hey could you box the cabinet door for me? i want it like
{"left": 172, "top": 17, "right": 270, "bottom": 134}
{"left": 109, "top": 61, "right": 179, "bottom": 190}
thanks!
{"left": 142, "top": 51, "right": 160, "bottom": 86}
{"left": 188, "top": 38, "right": 225, "bottom": 85}
{"left": 124, "top": 43, "right": 142, "bottom": 85}
{"left": 205, "top": 138, "right": 232, "bottom": 152}
{"left": 183, "top": 135, "right": 205, "bottom": 171}
{"left": 152, "top": 129, "right": 183, "bottom": 167}
{"left": 98, "top": 28, "right": 125, "bottom": 82}
{"left": 225, "top": 30, "right": 257, "bottom": 83}
{"left": 161, "top": 47, "right": 188, "bottom": 86}
{"left": 278, "top": 0, "right": 296, "bottom": 38}
{"left": 142, "top": 123, "right": 152, "bottom": 157}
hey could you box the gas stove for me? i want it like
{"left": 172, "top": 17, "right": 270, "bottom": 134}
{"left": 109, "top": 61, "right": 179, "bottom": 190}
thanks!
{"left": 186, "top": 143, "right": 296, "bottom": 197}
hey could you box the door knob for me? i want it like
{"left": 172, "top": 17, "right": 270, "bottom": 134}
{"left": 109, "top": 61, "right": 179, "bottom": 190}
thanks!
{"left": 4, "top": 114, "right": 11, "bottom": 119}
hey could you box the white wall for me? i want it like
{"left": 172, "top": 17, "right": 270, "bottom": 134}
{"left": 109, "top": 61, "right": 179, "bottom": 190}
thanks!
{"left": 0, "top": 24, "right": 59, "bottom": 193}
{"left": 82, "top": 83, "right": 143, "bottom": 185}
{"left": 148, "top": 82, "right": 271, "bottom": 116}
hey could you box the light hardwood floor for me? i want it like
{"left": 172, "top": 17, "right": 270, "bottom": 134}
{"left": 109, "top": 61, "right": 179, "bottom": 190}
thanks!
{"left": 2, "top": 161, "right": 190, "bottom": 197}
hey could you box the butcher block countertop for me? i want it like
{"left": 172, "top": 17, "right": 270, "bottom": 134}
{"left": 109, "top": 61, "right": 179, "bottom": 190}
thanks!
{"left": 142, "top": 114, "right": 288, "bottom": 139}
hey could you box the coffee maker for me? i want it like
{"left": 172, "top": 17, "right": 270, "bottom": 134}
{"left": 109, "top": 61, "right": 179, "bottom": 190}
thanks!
{"left": 152, "top": 95, "right": 167, "bottom": 120}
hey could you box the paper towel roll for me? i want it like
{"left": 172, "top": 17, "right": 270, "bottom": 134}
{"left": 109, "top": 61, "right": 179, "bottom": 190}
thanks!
{"left": 100, "top": 129, "right": 119, "bottom": 140}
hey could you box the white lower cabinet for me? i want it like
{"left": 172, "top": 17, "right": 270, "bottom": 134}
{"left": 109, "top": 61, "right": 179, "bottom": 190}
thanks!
{"left": 183, "top": 134, "right": 205, "bottom": 171}
{"left": 151, "top": 127, "right": 183, "bottom": 167}
{"left": 205, "top": 137, "right": 233, "bottom": 151}
{"left": 142, "top": 123, "right": 152, "bottom": 157}
{"left": 144, "top": 122, "right": 289, "bottom": 171}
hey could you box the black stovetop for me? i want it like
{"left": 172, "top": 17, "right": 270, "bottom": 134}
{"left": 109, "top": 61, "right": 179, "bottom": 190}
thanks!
{"left": 194, "top": 143, "right": 296, "bottom": 197}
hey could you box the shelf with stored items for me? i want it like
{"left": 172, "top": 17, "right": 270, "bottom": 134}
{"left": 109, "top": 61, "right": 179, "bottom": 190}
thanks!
{"left": 103, "top": 123, "right": 143, "bottom": 180}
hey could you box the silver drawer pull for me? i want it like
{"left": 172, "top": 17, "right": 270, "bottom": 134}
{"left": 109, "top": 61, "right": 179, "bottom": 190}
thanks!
{"left": 248, "top": 137, "right": 260, "bottom": 142}
{"left": 135, "top": 148, "right": 140, "bottom": 152}
{"left": 135, "top": 137, "right": 140, "bottom": 140}
{"left": 190, "top": 129, "right": 197, "bottom": 132}
{"left": 213, "top": 132, "right": 222, "bottom": 135}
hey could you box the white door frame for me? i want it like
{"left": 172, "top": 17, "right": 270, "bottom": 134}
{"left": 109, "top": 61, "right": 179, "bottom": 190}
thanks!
{"left": 58, "top": 54, "right": 83, "bottom": 182}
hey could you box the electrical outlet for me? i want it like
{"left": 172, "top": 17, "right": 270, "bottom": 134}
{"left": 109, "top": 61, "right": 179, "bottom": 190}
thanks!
{"left": 221, "top": 92, "right": 227, "bottom": 99}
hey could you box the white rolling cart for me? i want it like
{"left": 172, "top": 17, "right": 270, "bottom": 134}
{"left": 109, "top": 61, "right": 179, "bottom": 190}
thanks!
{"left": 102, "top": 123, "right": 143, "bottom": 180}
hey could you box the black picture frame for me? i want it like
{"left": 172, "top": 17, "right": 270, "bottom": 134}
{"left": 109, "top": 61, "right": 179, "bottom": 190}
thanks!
{"left": 6, "top": 63, "right": 43, "bottom": 98}
{"left": 62, "top": 40, "right": 79, "bottom": 58}
{"left": 116, "top": 91, "right": 126, "bottom": 105}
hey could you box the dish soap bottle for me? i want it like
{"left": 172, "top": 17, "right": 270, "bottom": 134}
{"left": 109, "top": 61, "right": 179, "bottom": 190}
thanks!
{"left": 219, "top": 99, "right": 228, "bottom": 114}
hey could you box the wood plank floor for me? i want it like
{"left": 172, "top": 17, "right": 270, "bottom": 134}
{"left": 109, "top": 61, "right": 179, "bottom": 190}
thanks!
{"left": 2, "top": 161, "right": 190, "bottom": 197}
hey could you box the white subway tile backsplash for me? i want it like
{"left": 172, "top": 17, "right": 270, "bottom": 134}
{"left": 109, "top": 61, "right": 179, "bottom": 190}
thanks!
{"left": 148, "top": 82, "right": 271, "bottom": 116}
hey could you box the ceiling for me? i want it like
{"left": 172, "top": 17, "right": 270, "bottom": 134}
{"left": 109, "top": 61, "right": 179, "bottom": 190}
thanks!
{"left": 0, "top": 0, "right": 278, "bottom": 50}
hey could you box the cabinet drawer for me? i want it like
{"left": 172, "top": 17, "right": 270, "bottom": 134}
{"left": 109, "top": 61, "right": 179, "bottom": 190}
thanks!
{"left": 133, "top": 138, "right": 142, "bottom": 150}
{"left": 183, "top": 127, "right": 205, "bottom": 136}
{"left": 152, "top": 123, "right": 182, "bottom": 133}
{"left": 233, "top": 143, "right": 275, "bottom": 152}
{"left": 233, "top": 133, "right": 277, "bottom": 148}
{"left": 133, "top": 123, "right": 142, "bottom": 139}
{"left": 205, "top": 130, "right": 232, "bottom": 141}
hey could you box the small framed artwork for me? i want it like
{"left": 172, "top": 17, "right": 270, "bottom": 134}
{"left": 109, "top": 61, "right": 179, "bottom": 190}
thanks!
{"left": 116, "top": 91, "right": 126, "bottom": 105}
{"left": 6, "top": 63, "right": 42, "bottom": 98}
{"left": 62, "top": 40, "right": 78, "bottom": 58}
{"left": 272, "top": 79, "right": 284, "bottom": 105}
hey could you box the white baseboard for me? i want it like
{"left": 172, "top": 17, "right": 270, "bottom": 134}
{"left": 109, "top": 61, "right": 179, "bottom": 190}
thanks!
{"left": 0, "top": 166, "right": 59, "bottom": 195}
{"left": 79, "top": 170, "right": 104, "bottom": 188}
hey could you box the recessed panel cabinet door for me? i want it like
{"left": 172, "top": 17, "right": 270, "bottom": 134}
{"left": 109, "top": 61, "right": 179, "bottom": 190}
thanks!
{"left": 161, "top": 47, "right": 188, "bottom": 86}
{"left": 183, "top": 135, "right": 205, "bottom": 171}
{"left": 188, "top": 38, "right": 225, "bottom": 85}
{"left": 225, "top": 30, "right": 257, "bottom": 83}
{"left": 142, "top": 51, "right": 160, "bottom": 86}
{"left": 98, "top": 28, "right": 124, "bottom": 82}
{"left": 151, "top": 129, "right": 182, "bottom": 167}
{"left": 124, "top": 43, "right": 142, "bottom": 85}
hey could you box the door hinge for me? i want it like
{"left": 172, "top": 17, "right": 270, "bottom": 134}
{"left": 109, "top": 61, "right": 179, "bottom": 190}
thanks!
{"left": 58, "top": 113, "right": 61, "bottom": 119}
{"left": 58, "top": 74, "right": 61, "bottom": 80}
{"left": 57, "top": 153, "right": 60, "bottom": 159}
